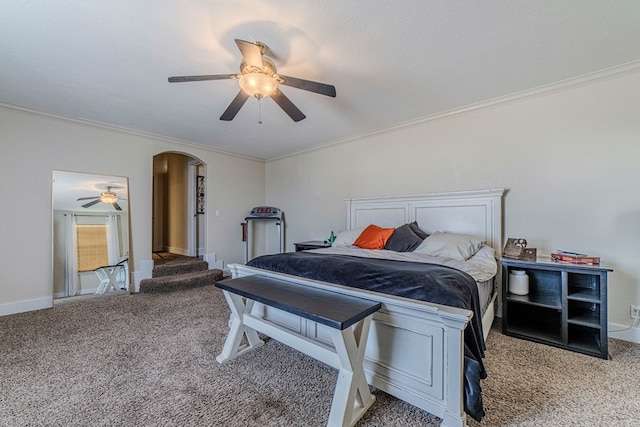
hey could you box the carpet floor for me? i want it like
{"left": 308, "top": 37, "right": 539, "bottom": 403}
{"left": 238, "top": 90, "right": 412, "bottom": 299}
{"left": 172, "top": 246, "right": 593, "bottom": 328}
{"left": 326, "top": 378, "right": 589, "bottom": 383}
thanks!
{"left": 1, "top": 285, "right": 638, "bottom": 426}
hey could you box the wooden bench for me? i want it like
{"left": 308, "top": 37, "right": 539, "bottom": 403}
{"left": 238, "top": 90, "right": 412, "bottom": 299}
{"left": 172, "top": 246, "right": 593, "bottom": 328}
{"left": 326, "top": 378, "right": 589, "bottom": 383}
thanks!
{"left": 215, "top": 275, "right": 382, "bottom": 427}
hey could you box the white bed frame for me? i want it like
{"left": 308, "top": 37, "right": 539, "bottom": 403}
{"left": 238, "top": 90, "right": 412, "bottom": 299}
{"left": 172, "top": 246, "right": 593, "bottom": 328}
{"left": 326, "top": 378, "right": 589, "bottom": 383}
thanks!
{"left": 227, "top": 188, "right": 504, "bottom": 427}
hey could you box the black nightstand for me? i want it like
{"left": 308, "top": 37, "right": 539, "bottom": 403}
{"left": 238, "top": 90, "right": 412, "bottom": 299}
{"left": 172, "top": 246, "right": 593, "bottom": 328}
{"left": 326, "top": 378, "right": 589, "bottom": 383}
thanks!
{"left": 294, "top": 241, "right": 332, "bottom": 251}
{"left": 501, "top": 257, "right": 612, "bottom": 359}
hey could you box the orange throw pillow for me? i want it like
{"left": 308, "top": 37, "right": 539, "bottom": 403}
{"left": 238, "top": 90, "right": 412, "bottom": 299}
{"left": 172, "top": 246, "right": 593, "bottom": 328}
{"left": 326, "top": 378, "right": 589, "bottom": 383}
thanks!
{"left": 353, "top": 224, "right": 395, "bottom": 250}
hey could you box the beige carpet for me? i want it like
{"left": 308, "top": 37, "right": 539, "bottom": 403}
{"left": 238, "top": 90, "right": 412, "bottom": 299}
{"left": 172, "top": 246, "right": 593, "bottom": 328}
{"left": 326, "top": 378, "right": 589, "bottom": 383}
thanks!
{"left": 1, "top": 285, "right": 638, "bottom": 426}
{"left": 470, "top": 320, "right": 639, "bottom": 427}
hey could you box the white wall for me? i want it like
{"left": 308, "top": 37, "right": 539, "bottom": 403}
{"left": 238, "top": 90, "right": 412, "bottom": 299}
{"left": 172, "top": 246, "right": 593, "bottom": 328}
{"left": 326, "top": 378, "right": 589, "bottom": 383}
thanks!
{"left": 3, "top": 70, "right": 638, "bottom": 342}
{"left": 0, "top": 105, "right": 265, "bottom": 315}
{"left": 265, "top": 71, "right": 640, "bottom": 341}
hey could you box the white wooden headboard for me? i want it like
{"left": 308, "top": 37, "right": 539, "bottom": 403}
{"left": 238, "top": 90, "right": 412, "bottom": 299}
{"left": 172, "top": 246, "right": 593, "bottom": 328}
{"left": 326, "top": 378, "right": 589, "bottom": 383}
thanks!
{"left": 346, "top": 188, "right": 505, "bottom": 256}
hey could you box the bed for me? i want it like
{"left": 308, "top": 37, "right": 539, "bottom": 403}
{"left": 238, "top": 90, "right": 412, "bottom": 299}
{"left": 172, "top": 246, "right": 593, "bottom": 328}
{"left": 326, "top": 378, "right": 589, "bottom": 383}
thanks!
{"left": 226, "top": 188, "right": 505, "bottom": 427}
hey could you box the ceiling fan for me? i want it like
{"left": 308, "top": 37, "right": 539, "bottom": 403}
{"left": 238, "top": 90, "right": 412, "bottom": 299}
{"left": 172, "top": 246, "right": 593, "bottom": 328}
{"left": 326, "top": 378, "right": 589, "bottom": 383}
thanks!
{"left": 77, "top": 186, "right": 125, "bottom": 211}
{"left": 168, "top": 39, "right": 336, "bottom": 122}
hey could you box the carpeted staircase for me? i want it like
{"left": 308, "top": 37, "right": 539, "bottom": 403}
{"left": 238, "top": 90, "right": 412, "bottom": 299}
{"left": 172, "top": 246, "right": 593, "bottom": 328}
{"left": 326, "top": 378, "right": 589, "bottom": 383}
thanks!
{"left": 140, "top": 257, "right": 224, "bottom": 292}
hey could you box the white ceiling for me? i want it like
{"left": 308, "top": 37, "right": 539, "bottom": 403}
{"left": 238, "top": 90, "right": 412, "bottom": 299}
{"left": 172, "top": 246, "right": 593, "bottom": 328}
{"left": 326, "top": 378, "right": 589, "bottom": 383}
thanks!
{"left": 2, "top": 1, "right": 640, "bottom": 160}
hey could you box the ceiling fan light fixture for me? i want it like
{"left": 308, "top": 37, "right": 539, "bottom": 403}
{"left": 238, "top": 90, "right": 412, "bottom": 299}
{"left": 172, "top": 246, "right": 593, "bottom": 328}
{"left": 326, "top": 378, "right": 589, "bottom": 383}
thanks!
{"left": 169, "top": 39, "right": 335, "bottom": 122}
{"left": 239, "top": 72, "right": 277, "bottom": 99}
{"left": 100, "top": 191, "right": 118, "bottom": 204}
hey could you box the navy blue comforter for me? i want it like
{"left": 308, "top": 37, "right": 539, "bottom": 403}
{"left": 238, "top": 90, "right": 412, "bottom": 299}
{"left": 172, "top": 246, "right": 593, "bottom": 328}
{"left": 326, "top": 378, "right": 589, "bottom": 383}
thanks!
{"left": 247, "top": 251, "right": 487, "bottom": 421}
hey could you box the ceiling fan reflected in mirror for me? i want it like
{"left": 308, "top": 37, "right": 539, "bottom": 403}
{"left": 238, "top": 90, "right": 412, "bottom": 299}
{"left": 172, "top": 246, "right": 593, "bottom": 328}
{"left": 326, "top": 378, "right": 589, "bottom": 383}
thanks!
{"left": 168, "top": 39, "right": 336, "bottom": 122}
{"left": 77, "top": 186, "right": 126, "bottom": 211}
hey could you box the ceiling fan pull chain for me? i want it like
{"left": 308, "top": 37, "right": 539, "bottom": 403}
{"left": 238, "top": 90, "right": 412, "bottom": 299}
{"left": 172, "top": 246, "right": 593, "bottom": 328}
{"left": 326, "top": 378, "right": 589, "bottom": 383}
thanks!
{"left": 258, "top": 98, "right": 263, "bottom": 124}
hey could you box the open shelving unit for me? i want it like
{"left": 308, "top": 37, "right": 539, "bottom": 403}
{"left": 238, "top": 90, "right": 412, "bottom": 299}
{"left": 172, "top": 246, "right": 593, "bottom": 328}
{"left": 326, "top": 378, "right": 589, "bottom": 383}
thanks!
{"left": 501, "top": 257, "right": 612, "bottom": 359}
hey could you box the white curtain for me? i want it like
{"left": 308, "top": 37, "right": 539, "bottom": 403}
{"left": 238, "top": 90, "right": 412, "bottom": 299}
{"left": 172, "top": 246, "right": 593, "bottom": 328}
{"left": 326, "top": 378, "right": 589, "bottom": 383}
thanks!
{"left": 106, "top": 214, "right": 128, "bottom": 289}
{"left": 64, "top": 213, "right": 79, "bottom": 296}
{"left": 106, "top": 214, "right": 120, "bottom": 264}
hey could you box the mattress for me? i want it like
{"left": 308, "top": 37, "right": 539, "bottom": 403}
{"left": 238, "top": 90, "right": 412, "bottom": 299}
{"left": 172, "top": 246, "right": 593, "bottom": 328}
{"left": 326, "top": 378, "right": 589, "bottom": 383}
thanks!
{"left": 307, "top": 245, "right": 497, "bottom": 315}
{"left": 477, "top": 279, "right": 494, "bottom": 316}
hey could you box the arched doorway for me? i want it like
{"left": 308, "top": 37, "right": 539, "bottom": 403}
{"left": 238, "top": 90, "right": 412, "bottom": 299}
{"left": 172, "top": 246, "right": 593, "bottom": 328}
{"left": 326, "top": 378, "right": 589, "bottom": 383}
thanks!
{"left": 152, "top": 152, "right": 206, "bottom": 259}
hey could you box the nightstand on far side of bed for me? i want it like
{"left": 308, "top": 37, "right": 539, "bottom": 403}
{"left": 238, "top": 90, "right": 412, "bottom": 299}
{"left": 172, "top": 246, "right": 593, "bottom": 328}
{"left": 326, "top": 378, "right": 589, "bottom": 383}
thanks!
{"left": 294, "top": 241, "right": 332, "bottom": 251}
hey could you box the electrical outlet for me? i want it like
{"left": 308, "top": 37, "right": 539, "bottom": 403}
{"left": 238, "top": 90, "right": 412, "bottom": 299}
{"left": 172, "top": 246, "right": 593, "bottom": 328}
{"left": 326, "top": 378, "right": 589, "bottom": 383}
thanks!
{"left": 631, "top": 305, "right": 640, "bottom": 319}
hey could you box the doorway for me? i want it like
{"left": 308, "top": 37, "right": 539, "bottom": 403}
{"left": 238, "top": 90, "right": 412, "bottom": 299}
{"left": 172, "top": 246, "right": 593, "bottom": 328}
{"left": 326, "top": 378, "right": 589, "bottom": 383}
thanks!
{"left": 152, "top": 152, "right": 206, "bottom": 259}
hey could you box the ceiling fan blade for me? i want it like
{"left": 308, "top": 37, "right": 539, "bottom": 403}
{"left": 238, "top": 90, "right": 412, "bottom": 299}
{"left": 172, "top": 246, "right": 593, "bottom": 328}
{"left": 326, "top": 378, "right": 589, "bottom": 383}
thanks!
{"left": 112, "top": 201, "right": 122, "bottom": 211}
{"left": 271, "top": 88, "right": 306, "bottom": 122}
{"left": 82, "top": 199, "right": 101, "bottom": 208}
{"left": 278, "top": 75, "right": 336, "bottom": 97}
{"left": 77, "top": 196, "right": 99, "bottom": 201}
{"left": 168, "top": 74, "right": 236, "bottom": 83}
{"left": 235, "top": 39, "right": 263, "bottom": 69}
{"left": 220, "top": 90, "right": 250, "bottom": 121}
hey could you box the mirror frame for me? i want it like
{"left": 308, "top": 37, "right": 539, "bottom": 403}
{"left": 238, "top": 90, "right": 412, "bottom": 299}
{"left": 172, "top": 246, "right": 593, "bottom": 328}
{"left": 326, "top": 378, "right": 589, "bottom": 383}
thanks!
{"left": 51, "top": 170, "right": 133, "bottom": 298}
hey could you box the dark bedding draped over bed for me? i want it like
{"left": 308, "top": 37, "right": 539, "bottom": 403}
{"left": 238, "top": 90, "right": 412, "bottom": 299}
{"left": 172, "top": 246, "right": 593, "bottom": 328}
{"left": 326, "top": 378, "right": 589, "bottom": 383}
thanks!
{"left": 247, "top": 251, "right": 487, "bottom": 421}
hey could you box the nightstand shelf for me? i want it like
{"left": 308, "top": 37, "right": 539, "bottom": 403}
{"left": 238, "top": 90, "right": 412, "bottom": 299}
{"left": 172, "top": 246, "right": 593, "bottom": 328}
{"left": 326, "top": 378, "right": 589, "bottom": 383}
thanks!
{"left": 507, "top": 306, "right": 563, "bottom": 345}
{"left": 567, "top": 305, "right": 600, "bottom": 328}
{"left": 502, "top": 258, "right": 612, "bottom": 359}
{"left": 567, "top": 288, "right": 599, "bottom": 301}
{"left": 507, "top": 292, "right": 561, "bottom": 309}
{"left": 294, "top": 241, "right": 332, "bottom": 252}
{"left": 568, "top": 326, "right": 602, "bottom": 353}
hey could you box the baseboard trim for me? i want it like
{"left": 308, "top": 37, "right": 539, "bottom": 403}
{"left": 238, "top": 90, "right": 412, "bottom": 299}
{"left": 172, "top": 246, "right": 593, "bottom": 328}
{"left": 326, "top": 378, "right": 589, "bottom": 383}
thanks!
{"left": 609, "top": 321, "right": 640, "bottom": 344}
{"left": 132, "top": 260, "right": 154, "bottom": 293}
{"left": 0, "top": 296, "right": 53, "bottom": 317}
{"left": 204, "top": 253, "right": 224, "bottom": 270}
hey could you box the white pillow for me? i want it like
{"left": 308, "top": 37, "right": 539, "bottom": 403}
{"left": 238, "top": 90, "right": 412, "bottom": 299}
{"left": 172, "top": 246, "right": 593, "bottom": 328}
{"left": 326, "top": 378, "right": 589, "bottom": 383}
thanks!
{"left": 414, "top": 231, "right": 483, "bottom": 261}
{"left": 332, "top": 227, "right": 366, "bottom": 247}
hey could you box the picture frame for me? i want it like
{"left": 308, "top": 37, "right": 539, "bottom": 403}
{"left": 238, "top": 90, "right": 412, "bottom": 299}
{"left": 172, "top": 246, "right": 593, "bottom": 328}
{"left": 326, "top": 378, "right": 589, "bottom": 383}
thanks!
{"left": 503, "top": 238, "right": 526, "bottom": 259}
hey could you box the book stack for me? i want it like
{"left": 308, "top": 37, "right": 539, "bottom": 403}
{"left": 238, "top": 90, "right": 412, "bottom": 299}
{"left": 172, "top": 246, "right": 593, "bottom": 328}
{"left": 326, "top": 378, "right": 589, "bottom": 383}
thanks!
{"left": 551, "top": 251, "right": 600, "bottom": 265}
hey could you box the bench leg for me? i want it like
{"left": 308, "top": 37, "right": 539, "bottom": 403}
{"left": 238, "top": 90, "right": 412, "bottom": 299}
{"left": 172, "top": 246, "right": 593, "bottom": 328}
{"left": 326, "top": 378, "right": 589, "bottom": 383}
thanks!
{"left": 94, "top": 269, "right": 108, "bottom": 294}
{"left": 95, "top": 280, "right": 108, "bottom": 294}
{"left": 216, "top": 290, "right": 264, "bottom": 363}
{"left": 328, "top": 316, "right": 376, "bottom": 427}
{"left": 94, "top": 267, "right": 121, "bottom": 294}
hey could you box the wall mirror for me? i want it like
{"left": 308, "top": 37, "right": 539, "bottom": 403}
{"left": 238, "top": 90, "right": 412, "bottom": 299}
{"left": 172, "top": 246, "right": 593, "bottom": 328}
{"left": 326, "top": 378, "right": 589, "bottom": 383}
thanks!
{"left": 52, "top": 170, "right": 131, "bottom": 299}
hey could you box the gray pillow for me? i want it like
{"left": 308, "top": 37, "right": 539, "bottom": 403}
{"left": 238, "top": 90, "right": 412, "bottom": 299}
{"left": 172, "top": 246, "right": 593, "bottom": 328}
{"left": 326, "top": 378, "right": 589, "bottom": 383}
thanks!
{"left": 409, "top": 221, "right": 429, "bottom": 239}
{"left": 384, "top": 223, "right": 425, "bottom": 252}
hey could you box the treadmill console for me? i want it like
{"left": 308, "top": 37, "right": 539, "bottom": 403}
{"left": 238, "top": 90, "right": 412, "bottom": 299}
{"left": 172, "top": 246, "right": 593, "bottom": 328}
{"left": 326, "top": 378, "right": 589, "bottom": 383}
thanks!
{"left": 247, "top": 206, "right": 281, "bottom": 219}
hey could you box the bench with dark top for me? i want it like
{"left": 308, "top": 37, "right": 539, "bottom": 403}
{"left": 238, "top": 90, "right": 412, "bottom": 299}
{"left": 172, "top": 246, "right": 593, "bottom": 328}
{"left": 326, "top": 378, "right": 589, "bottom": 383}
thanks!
{"left": 215, "top": 275, "right": 381, "bottom": 330}
{"left": 215, "top": 274, "right": 381, "bottom": 427}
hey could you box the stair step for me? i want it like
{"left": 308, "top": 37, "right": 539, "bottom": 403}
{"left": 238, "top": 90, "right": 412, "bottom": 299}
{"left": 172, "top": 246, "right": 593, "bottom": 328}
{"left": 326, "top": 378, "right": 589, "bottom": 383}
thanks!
{"left": 152, "top": 258, "right": 208, "bottom": 278}
{"left": 140, "top": 269, "right": 224, "bottom": 293}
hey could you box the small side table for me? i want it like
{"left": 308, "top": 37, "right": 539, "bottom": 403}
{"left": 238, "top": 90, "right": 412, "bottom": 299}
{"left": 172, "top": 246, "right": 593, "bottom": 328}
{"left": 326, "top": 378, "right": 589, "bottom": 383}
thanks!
{"left": 294, "top": 240, "right": 332, "bottom": 251}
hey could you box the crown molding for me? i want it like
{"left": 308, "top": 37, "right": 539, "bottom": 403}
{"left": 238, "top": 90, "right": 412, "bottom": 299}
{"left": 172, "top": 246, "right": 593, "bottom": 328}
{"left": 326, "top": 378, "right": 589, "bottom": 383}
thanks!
{"left": 0, "top": 102, "right": 264, "bottom": 162}
{"left": 267, "top": 60, "right": 640, "bottom": 162}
